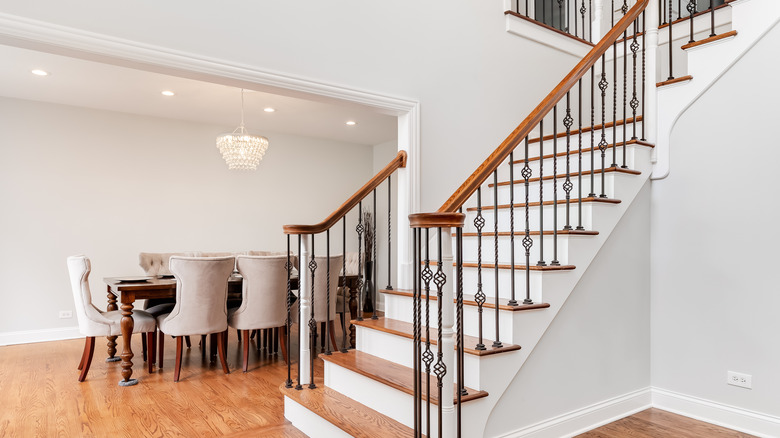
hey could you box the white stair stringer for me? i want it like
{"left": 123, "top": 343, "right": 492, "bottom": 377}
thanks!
{"left": 654, "top": 0, "right": 780, "bottom": 180}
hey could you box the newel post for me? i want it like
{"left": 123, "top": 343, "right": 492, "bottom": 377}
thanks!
{"left": 439, "top": 226, "right": 456, "bottom": 438}
{"left": 645, "top": 0, "right": 659, "bottom": 145}
{"left": 298, "top": 235, "right": 312, "bottom": 386}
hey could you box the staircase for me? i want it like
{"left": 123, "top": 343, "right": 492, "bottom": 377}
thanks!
{"left": 280, "top": 0, "right": 779, "bottom": 436}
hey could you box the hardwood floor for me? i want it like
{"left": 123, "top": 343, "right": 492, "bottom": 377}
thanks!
{"left": 577, "top": 408, "right": 758, "bottom": 438}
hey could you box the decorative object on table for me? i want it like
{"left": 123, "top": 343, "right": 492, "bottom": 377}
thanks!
{"left": 362, "top": 208, "right": 375, "bottom": 314}
{"left": 216, "top": 88, "right": 269, "bottom": 170}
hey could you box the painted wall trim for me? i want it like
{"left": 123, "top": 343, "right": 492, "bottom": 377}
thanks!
{"left": 496, "top": 387, "right": 652, "bottom": 438}
{"left": 652, "top": 387, "right": 780, "bottom": 438}
{"left": 0, "top": 326, "right": 81, "bottom": 346}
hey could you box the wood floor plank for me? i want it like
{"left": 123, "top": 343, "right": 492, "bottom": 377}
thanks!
{"left": 576, "top": 408, "right": 759, "bottom": 438}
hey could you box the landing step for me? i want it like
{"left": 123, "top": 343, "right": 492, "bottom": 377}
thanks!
{"left": 682, "top": 30, "right": 737, "bottom": 50}
{"left": 512, "top": 139, "right": 655, "bottom": 164}
{"left": 529, "top": 116, "right": 643, "bottom": 144}
{"left": 321, "top": 350, "right": 489, "bottom": 405}
{"left": 353, "top": 317, "right": 521, "bottom": 356}
{"left": 492, "top": 167, "right": 641, "bottom": 187}
{"left": 466, "top": 197, "right": 621, "bottom": 211}
{"left": 458, "top": 230, "right": 599, "bottom": 236}
{"left": 657, "top": 75, "right": 693, "bottom": 88}
{"left": 382, "top": 288, "right": 551, "bottom": 312}
{"left": 281, "top": 382, "right": 414, "bottom": 438}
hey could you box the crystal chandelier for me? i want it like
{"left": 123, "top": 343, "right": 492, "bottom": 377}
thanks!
{"left": 216, "top": 89, "right": 269, "bottom": 170}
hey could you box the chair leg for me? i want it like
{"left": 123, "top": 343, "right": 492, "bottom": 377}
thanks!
{"left": 158, "top": 330, "right": 165, "bottom": 369}
{"left": 273, "top": 327, "right": 279, "bottom": 353}
{"left": 173, "top": 337, "right": 183, "bottom": 382}
{"left": 242, "top": 330, "right": 250, "bottom": 372}
{"left": 147, "top": 332, "right": 155, "bottom": 373}
{"left": 78, "top": 337, "right": 95, "bottom": 382}
{"left": 236, "top": 329, "right": 242, "bottom": 343}
{"left": 216, "top": 330, "right": 230, "bottom": 374}
{"left": 320, "top": 322, "right": 326, "bottom": 352}
{"left": 222, "top": 330, "right": 228, "bottom": 359}
{"left": 279, "top": 325, "right": 289, "bottom": 364}
{"left": 141, "top": 334, "right": 147, "bottom": 362}
{"left": 328, "top": 320, "right": 338, "bottom": 354}
{"left": 149, "top": 330, "right": 156, "bottom": 368}
{"left": 77, "top": 339, "right": 88, "bottom": 370}
{"left": 210, "top": 333, "right": 218, "bottom": 361}
{"left": 185, "top": 336, "right": 191, "bottom": 349}
{"left": 250, "top": 329, "right": 257, "bottom": 340}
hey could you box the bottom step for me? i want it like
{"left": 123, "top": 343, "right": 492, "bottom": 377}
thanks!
{"left": 282, "top": 383, "right": 414, "bottom": 438}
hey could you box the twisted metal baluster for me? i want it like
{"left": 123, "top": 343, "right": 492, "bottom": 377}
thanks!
{"left": 641, "top": 11, "right": 647, "bottom": 141}
{"left": 433, "top": 228, "right": 447, "bottom": 438}
{"left": 387, "top": 175, "right": 393, "bottom": 290}
{"left": 599, "top": 54, "right": 609, "bottom": 198}
{"left": 630, "top": 18, "right": 640, "bottom": 149}
{"left": 285, "top": 235, "right": 293, "bottom": 388}
{"left": 493, "top": 170, "right": 502, "bottom": 347}
{"left": 325, "top": 229, "right": 331, "bottom": 356}
{"left": 589, "top": 66, "right": 597, "bottom": 198}
{"left": 455, "top": 227, "right": 465, "bottom": 434}
{"left": 552, "top": 105, "right": 560, "bottom": 266}
{"left": 509, "top": 153, "right": 518, "bottom": 307}
{"left": 356, "top": 202, "right": 364, "bottom": 321}
{"left": 372, "top": 189, "right": 378, "bottom": 320}
{"left": 295, "top": 234, "right": 303, "bottom": 391}
{"left": 308, "top": 234, "right": 317, "bottom": 389}
{"left": 563, "top": 93, "right": 574, "bottom": 231}
{"left": 577, "top": 79, "right": 585, "bottom": 231}
{"left": 341, "top": 217, "right": 348, "bottom": 353}
{"left": 538, "top": 120, "right": 546, "bottom": 266}
{"left": 474, "top": 188, "right": 486, "bottom": 351}
{"left": 522, "top": 137, "right": 534, "bottom": 305}
{"left": 422, "top": 228, "right": 434, "bottom": 438}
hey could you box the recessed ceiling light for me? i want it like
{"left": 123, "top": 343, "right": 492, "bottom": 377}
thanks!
{"left": 161, "top": 90, "right": 175, "bottom": 96}
{"left": 264, "top": 107, "right": 276, "bottom": 113}
{"left": 346, "top": 121, "right": 357, "bottom": 126}
{"left": 31, "top": 69, "right": 48, "bottom": 76}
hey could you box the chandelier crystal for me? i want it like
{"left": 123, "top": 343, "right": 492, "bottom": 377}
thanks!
{"left": 216, "top": 89, "right": 269, "bottom": 170}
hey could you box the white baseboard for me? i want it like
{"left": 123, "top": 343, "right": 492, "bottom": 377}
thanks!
{"left": 498, "top": 387, "right": 652, "bottom": 438}
{"left": 652, "top": 386, "right": 780, "bottom": 438}
{"left": 0, "top": 326, "right": 81, "bottom": 346}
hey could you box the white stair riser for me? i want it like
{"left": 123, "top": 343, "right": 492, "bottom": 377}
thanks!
{"left": 485, "top": 174, "right": 614, "bottom": 207}
{"left": 461, "top": 232, "right": 574, "bottom": 265}
{"left": 383, "top": 292, "right": 518, "bottom": 343}
{"left": 355, "top": 325, "right": 484, "bottom": 390}
{"left": 284, "top": 396, "right": 354, "bottom": 438}
{"left": 463, "top": 203, "right": 600, "bottom": 233}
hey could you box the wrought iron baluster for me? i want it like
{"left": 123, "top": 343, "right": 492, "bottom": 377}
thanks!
{"left": 621, "top": 0, "right": 629, "bottom": 171}
{"left": 538, "top": 120, "right": 546, "bottom": 266}
{"left": 522, "top": 137, "right": 533, "bottom": 305}
{"left": 552, "top": 106, "right": 560, "bottom": 267}
{"left": 641, "top": 11, "right": 646, "bottom": 141}
{"left": 474, "top": 188, "right": 486, "bottom": 350}
{"left": 434, "top": 228, "right": 447, "bottom": 438}
{"left": 493, "top": 170, "right": 502, "bottom": 347}
{"left": 688, "top": 0, "right": 696, "bottom": 43}
{"left": 387, "top": 175, "right": 393, "bottom": 290}
{"left": 509, "top": 153, "right": 518, "bottom": 306}
{"left": 422, "top": 228, "right": 433, "bottom": 438}
{"left": 599, "top": 54, "right": 609, "bottom": 198}
{"left": 356, "top": 202, "right": 364, "bottom": 322}
{"left": 563, "top": 93, "right": 574, "bottom": 232}
{"left": 710, "top": 0, "right": 716, "bottom": 37}
{"left": 455, "top": 227, "right": 465, "bottom": 436}
{"left": 590, "top": 66, "right": 596, "bottom": 198}
{"left": 285, "top": 235, "right": 293, "bottom": 388}
{"left": 372, "top": 189, "right": 378, "bottom": 320}
{"left": 611, "top": 0, "right": 619, "bottom": 169}
{"left": 412, "top": 228, "right": 420, "bottom": 436}
{"left": 661, "top": 0, "right": 666, "bottom": 25}
{"left": 341, "top": 217, "right": 348, "bottom": 353}
{"left": 580, "top": 0, "right": 586, "bottom": 41}
{"left": 668, "top": 0, "right": 675, "bottom": 80}
{"left": 577, "top": 79, "right": 585, "bottom": 231}
{"left": 630, "top": 18, "right": 640, "bottom": 149}
{"left": 589, "top": 0, "right": 592, "bottom": 41}
{"left": 557, "top": 0, "right": 564, "bottom": 31}
{"left": 296, "top": 234, "right": 303, "bottom": 391}
{"left": 308, "top": 234, "right": 317, "bottom": 389}
{"left": 678, "top": 0, "right": 682, "bottom": 19}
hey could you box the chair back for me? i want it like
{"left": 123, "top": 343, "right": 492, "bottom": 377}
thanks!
{"left": 305, "top": 254, "right": 344, "bottom": 321}
{"left": 162, "top": 256, "right": 235, "bottom": 336}
{"left": 138, "top": 252, "right": 191, "bottom": 276}
{"left": 231, "top": 255, "right": 288, "bottom": 330}
{"left": 67, "top": 255, "right": 112, "bottom": 335}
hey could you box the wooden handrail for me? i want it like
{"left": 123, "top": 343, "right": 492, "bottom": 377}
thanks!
{"left": 436, "top": 0, "right": 649, "bottom": 214}
{"left": 284, "top": 150, "right": 407, "bottom": 235}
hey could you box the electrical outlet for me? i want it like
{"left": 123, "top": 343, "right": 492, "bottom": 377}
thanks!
{"left": 727, "top": 371, "right": 752, "bottom": 389}
{"left": 59, "top": 310, "right": 73, "bottom": 319}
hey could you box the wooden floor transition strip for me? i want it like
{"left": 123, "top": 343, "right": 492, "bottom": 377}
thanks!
{"left": 353, "top": 317, "right": 521, "bottom": 356}
{"left": 321, "top": 350, "right": 488, "bottom": 405}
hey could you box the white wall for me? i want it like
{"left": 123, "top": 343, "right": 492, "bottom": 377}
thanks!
{"left": 0, "top": 97, "right": 374, "bottom": 340}
{"left": 651, "top": 22, "right": 780, "bottom": 419}
{"left": 0, "top": 0, "right": 580, "bottom": 213}
{"left": 485, "top": 182, "right": 651, "bottom": 436}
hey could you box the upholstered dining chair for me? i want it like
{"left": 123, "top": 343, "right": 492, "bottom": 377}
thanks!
{"left": 155, "top": 256, "right": 235, "bottom": 382}
{"left": 292, "top": 254, "right": 344, "bottom": 354}
{"left": 67, "top": 255, "right": 157, "bottom": 382}
{"left": 228, "top": 255, "right": 289, "bottom": 372}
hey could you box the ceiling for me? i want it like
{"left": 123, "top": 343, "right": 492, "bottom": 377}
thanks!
{"left": 0, "top": 44, "right": 398, "bottom": 146}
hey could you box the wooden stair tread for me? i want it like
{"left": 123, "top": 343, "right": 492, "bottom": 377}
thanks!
{"left": 466, "top": 197, "right": 621, "bottom": 211}
{"left": 682, "top": 30, "right": 737, "bottom": 50}
{"left": 320, "top": 350, "right": 488, "bottom": 405}
{"left": 280, "top": 383, "right": 414, "bottom": 438}
{"left": 458, "top": 230, "right": 599, "bottom": 236}
{"left": 353, "top": 317, "right": 522, "bottom": 357}
{"left": 527, "top": 116, "right": 643, "bottom": 144}
{"left": 461, "top": 262, "right": 575, "bottom": 271}
{"left": 381, "top": 288, "right": 551, "bottom": 312}
{"left": 513, "top": 139, "right": 655, "bottom": 164}
{"left": 657, "top": 75, "right": 692, "bottom": 87}
{"left": 491, "top": 167, "right": 641, "bottom": 187}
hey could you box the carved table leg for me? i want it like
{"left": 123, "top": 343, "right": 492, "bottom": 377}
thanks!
{"left": 106, "top": 286, "right": 120, "bottom": 363}
{"left": 348, "top": 279, "right": 358, "bottom": 348}
{"left": 119, "top": 295, "right": 138, "bottom": 386}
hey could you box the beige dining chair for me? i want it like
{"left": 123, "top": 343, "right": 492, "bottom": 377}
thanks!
{"left": 228, "top": 255, "right": 289, "bottom": 372}
{"left": 293, "top": 254, "right": 344, "bottom": 354}
{"left": 155, "top": 256, "right": 235, "bottom": 382}
{"left": 67, "top": 255, "right": 157, "bottom": 382}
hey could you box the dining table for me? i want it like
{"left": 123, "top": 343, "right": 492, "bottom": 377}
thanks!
{"left": 104, "top": 274, "right": 361, "bottom": 386}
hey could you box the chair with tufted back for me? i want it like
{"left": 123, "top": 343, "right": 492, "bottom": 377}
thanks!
{"left": 155, "top": 256, "right": 235, "bottom": 382}
{"left": 67, "top": 255, "right": 157, "bottom": 381}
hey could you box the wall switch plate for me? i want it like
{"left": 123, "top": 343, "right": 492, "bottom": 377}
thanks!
{"left": 727, "top": 371, "right": 752, "bottom": 389}
{"left": 59, "top": 310, "right": 73, "bottom": 319}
